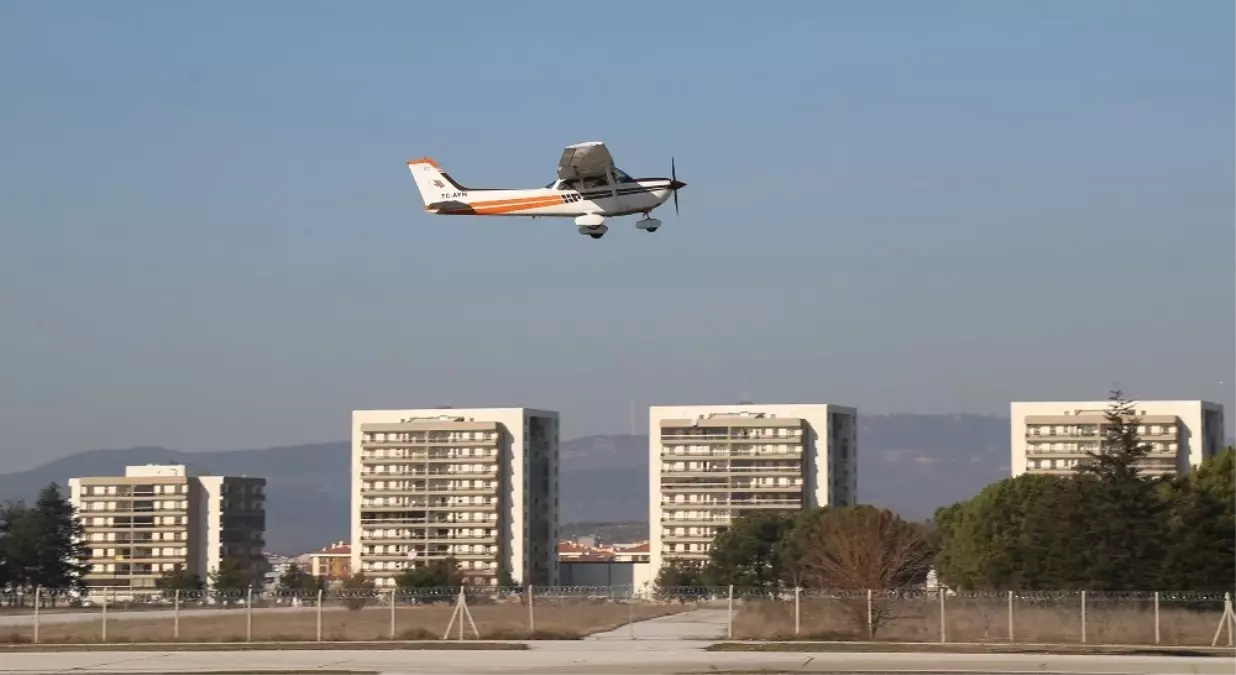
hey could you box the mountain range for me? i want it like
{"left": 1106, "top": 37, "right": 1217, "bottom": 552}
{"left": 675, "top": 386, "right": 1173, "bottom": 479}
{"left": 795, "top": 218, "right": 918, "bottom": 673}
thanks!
{"left": 0, "top": 413, "right": 1015, "bottom": 554}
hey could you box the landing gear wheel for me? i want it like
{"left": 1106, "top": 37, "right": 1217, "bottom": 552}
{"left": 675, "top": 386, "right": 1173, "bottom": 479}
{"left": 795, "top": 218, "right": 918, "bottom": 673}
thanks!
{"left": 589, "top": 233, "right": 603, "bottom": 239}
{"left": 637, "top": 215, "right": 662, "bottom": 233}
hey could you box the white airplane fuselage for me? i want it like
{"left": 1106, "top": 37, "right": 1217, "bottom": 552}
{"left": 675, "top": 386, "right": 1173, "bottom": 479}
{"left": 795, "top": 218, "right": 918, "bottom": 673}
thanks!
{"left": 425, "top": 180, "right": 677, "bottom": 218}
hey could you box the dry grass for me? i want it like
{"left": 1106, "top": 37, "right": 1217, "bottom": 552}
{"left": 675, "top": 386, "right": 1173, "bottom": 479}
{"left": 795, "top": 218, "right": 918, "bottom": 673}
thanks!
{"left": 732, "top": 597, "right": 1229, "bottom": 646}
{"left": 0, "top": 599, "right": 685, "bottom": 644}
{"left": 0, "top": 641, "right": 526, "bottom": 652}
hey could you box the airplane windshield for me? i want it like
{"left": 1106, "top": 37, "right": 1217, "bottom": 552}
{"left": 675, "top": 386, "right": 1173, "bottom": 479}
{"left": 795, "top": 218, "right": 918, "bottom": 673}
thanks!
{"left": 546, "top": 169, "right": 637, "bottom": 190}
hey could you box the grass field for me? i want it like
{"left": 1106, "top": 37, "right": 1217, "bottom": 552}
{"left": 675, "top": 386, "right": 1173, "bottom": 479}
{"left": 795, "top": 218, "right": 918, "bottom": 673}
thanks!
{"left": 0, "top": 600, "right": 684, "bottom": 644}
{"left": 731, "top": 597, "right": 1229, "bottom": 646}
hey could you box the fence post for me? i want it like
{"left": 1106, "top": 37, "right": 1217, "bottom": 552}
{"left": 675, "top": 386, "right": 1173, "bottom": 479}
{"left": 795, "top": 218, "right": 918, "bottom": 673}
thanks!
{"left": 939, "top": 588, "right": 946, "bottom": 643}
{"left": 389, "top": 588, "right": 396, "bottom": 640}
{"left": 794, "top": 587, "right": 801, "bottom": 636}
{"left": 1153, "top": 591, "right": 1160, "bottom": 645}
{"left": 727, "top": 585, "right": 734, "bottom": 639}
{"left": 174, "top": 589, "right": 180, "bottom": 640}
{"left": 527, "top": 585, "right": 535, "bottom": 636}
{"left": 1080, "top": 590, "right": 1087, "bottom": 644}
{"left": 246, "top": 588, "right": 253, "bottom": 643}
{"left": 101, "top": 591, "right": 108, "bottom": 643}
{"left": 32, "top": 587, "right": 39, "bottom": 645}
{"left": 1008, "top": 591, "right": 1014, "bottom": 643}
{"left": 628, "top": 590, "right": 635, "bottom": 640}
{"left": 866, "top": 589, "right": 873, "bottom": 639}
{"left": 316, "top": 589, "right": 323, "bottom": 642}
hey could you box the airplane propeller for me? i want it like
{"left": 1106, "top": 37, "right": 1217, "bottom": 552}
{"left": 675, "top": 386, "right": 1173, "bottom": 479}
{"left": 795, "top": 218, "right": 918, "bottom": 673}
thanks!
{"left": 669, "top": 157, "right": 686, "bottom": 216}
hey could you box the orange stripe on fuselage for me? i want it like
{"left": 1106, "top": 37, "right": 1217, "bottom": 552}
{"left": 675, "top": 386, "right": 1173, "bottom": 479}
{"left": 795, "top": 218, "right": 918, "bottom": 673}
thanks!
{"left": 463, "top": 194, "right": 566, "bottom": 215}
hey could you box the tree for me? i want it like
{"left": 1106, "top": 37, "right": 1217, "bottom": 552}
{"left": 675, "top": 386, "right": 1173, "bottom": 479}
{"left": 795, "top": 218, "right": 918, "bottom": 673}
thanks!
{"left": 209, "top": 556, "right": 254, "bottom": 596}
{"left": 1072, "top": 392, "right": 1170, "bottom": 590}
{"left": 0, "top": 502, "right": 30, "bottom": 592}
{"left": 278, "top": 563, "right": 325, "bottom": 595}
{"left": 1158, "top": 447, "right": 1236, "bottom": 590}
{"left": 340, "top": 571, "right": 376, "bottom": 611}
{"left": 774, "top": 507, "right": 830, "bottom": 587}
{"left": 652, "top": 558, "right": 707, "bottom": 602}
{"left": 393, "top": 557, "right": 464, "bottom": 591}
{"left": 795, "top": 505, "right": 934, "bottom": 638}
{"left": 27, "top": 484, "right": 90, "bottom": 592}
{"left": 496, "top": 566, "right": 519, "bottom": 590}
{"left": 1078, "top": 390, "right": 1155, "bottom": 481}
{"left": 933, "top": 473, "right": 1071, "bottom": 590}
{"left": 701, "top": 511, "right": 798, "bottom": 591}
{"left": 155, "top": 564, "right": 205, "bottom": 600}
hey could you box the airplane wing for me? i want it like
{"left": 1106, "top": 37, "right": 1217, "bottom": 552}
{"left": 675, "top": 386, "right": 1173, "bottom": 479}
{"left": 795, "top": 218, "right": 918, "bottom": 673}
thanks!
{"left": 557, "top": 141, "right": 615, "bottom": 180}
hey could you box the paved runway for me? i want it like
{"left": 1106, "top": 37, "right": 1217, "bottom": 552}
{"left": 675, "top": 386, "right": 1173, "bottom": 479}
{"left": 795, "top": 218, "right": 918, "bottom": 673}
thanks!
{"left": 0, "top": 644, "right": 1231, "bottom": 674}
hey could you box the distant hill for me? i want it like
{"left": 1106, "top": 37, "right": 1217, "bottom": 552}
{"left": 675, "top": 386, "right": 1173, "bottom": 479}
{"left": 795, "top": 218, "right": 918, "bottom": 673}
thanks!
{"left": 0, "top": 414, "right": 1014, "bottom": 555}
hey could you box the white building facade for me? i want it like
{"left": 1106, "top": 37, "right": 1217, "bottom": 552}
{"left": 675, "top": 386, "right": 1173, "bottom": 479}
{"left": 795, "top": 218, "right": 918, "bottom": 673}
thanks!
{"left": 350, "top": 407, "right": 560, "bottom": 588}
{"left": 68, "top": 464, "right": 267, "bottom": 590}
{"left": 1010, "top": 400, "right": 1226, "bottom": 478}
{"left": 648, "top": 403, "right": 858, "bottom": 576}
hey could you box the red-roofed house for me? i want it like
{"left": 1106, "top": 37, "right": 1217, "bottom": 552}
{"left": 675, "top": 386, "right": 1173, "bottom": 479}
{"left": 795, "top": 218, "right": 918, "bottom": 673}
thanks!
{"left": 556, "top": 539, "right": 652, "bottom": 588}
{"left": 308, "top": 541, "right": 351, "bottom": 580}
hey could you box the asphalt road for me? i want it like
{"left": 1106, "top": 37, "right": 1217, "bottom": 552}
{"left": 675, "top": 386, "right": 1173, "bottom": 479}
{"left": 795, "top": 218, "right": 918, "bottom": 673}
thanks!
{"left": 0, "top": 644, "right": 1231, "bottom": 674}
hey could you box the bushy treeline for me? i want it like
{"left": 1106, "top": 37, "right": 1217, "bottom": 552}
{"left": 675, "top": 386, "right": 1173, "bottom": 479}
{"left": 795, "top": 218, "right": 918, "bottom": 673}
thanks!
{"left": 934, "top": 401, "right": 1234, "bottom": 591}
{"left": 657, "top": 392, "right": 1235, "bottom": 594}
{"left": 654, "top": 504, "right": 936, "bottom": 594}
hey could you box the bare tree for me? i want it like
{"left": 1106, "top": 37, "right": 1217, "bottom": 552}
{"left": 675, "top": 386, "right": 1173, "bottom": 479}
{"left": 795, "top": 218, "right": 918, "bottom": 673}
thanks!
{"left": 796, "top": 506, "right": 935, "bottom": 639}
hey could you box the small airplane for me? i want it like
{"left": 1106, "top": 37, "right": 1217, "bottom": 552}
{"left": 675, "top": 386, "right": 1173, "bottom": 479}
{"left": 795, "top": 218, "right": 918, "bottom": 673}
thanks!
{"left": 406, "top": 141, "right": 686, "bottom": 239}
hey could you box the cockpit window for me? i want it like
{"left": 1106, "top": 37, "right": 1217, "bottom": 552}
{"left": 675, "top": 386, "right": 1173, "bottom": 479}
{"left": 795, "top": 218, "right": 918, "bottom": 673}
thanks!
{"left": 612, "top": 168, "right": 637, "bottom": 183}
{"left": 548, "top": 170, "right": 634, "bottom": 190}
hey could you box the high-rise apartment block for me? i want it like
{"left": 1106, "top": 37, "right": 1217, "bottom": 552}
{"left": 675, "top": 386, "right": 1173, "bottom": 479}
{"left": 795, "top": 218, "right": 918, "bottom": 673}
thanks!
{"left": 351, "top": 407, "right": 560, "bottom": 587}
{"left": 648, "top": 403, "right": 858, "bottom": 574}
{"left": 1010, "top": 400, "right": 1226, "bottom": 477}
{"left": 67, "top": 464, "right": 267, "bottom": 590}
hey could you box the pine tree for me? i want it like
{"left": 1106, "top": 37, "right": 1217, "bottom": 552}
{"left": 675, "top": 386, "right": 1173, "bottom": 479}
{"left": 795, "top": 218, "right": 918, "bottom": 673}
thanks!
{"left": 1073, "top": 391, "right": 1168, "bottom": 590}
{"left": 0, "top": 503, "right": 18, "bottom": 590}
{"left": 1078, "top": 389, "right": 1154, "bottom": 480}
{"left": 28, "top": 484, "right": 90, "bottom": 591}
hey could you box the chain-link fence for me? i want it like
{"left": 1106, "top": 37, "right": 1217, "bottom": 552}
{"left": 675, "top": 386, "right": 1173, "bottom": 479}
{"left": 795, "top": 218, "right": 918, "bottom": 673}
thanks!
{"left": 0, "top": 585, "right": 675, "bottom": 644}
{"left": 718, "top": 589, "right": 1234, "bottom": 647}
{"left": 0, "top": 587, "right": 1231, "bottom": 646}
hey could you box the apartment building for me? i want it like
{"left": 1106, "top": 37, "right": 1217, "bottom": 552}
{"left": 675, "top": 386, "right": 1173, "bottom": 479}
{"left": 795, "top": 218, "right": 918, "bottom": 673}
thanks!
{"left": 67, "top": 464, "right": 267, "bottom": 590}
{"left": 351, "top": 407, "right": 560, "bottom": 588}
{"left": 648, "top": 403, "right": 858, "bottom": 574}
{"left": 1010, "top": 400, "right": 1226, "bottom": 477}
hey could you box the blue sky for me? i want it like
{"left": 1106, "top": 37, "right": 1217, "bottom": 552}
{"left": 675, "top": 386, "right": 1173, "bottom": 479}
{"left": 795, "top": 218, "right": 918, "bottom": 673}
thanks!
{"left": 1, "top": 1, "right": 1232, "bottom": 470}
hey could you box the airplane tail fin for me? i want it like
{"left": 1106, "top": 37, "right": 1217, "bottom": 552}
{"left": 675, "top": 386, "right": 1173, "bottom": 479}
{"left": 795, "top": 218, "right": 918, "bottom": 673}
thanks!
{"left": 406, "top": 157, "right": 464, "bottom": 210}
